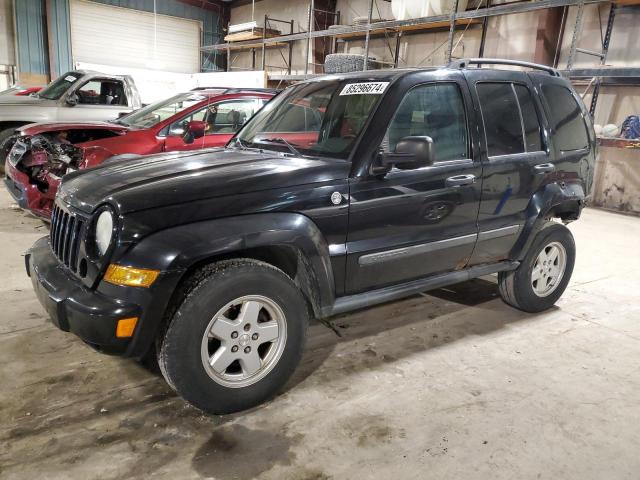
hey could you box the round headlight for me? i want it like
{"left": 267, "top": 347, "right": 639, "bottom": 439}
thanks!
{"left": 95, "top": 210, "right": 114, "bottom": 256}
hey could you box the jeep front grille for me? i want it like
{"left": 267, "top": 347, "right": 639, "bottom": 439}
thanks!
{"left": 50, "top": 204, "right": 85, "bottom": 272}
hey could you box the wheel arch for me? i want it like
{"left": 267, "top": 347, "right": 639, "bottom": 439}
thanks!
{"left": 118, "top": 212, "right": 336, "bottom": 321}
{"left": 510, "top": 182, "right": 584, "bottom": 260}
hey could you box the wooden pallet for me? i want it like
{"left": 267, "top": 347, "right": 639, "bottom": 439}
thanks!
{"left": 598, "top": 137, "right": 640, "bottom": 149}
{"left": 224, "top": 27, "right": 281, "bottom": 42}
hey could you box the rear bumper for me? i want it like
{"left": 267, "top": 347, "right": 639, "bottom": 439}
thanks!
{"left": 4, "top": 162, "right": 55, "bottom": 218}
{"left": 27, "top": 236, "right": 183, "bottom": 357}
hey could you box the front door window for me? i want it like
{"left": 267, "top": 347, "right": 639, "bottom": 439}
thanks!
{"left": 76, "top": 79, "right": 127, "bottom": 106}
{"left": 383, "top": 82, "right": 469, "bottom": 163}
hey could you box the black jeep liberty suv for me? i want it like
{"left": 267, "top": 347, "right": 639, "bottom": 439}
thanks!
{"left": 26, "top": 59, "right": 595, "bottom": 414}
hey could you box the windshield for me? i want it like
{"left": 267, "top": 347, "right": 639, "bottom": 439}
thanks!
{"left": 38, "top": 72, "right": 82, "bottom": 100}
{"left": 236, "top": 79, "right": 385, "bottom": 159}
{"left": 117, "top": 93, "right": 207, "bottom": 128}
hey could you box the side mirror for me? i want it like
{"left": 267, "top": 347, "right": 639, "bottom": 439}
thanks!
{"left": 374, "top": 136, "right": 435, "bottom": 174}
{"left": 182, "top": 120, "right": 207, "bottom": 144}
{"left": 66, "top": 93, "right": 79, "bottom": 106}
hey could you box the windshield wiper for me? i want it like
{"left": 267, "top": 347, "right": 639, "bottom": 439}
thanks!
{"left": 260, "top": 137, "right": 302, "bottom": 157}
{"left": 234, "top": 137, "right": 249, "bottom": 148}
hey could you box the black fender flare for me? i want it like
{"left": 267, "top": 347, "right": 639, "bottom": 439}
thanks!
{"left": 510, "top": 182, "right": 585, "bottom": 260}
{"left": 118, "top": 212, "right": 336, "bottom": 317}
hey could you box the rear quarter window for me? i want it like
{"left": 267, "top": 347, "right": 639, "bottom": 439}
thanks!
{"left": 541, "top": 84, "right": 589, "bottom": 151}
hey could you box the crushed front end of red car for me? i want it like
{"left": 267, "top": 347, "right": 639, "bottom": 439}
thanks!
{"left": 3, "top": 123, "right": 126, "bottom": 218}
{"left": 4, "top": 133, "right": 90, "bottom": 218}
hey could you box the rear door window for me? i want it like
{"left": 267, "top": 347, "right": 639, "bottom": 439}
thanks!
{"left": 541, "top": 84, "right": 589, "bottom": 151}
{"left": 477, "top": 83, "right": 524, "bottom": 156}
{"left": 514, "top": 85, "right": 543, "bottom": 152}
{"left": 477, "top": 82, "right": 545, "bottom": 157}
{"left": 168, "top": 98, "right": 266, "bottom": 136}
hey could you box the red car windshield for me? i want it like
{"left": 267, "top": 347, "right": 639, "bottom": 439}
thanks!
{"left": 236, "top": 80, "right": 383, "bottom": 160}
{"left": 117, "top": 93, "right": 210, "bottom": 128}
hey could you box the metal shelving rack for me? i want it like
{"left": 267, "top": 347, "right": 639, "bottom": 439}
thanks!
{"left": 214, "top": 14, "right": 295, "bottom": 73}
{"left": 201, "top": 0, "right": 640, "bottom": 115}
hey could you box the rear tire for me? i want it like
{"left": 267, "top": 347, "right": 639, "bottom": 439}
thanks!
{"left": 498, "top": 222, "right": 575, "bottom": 313}
{"left": 158, "top": 259, "right": 308, "bottom": 415}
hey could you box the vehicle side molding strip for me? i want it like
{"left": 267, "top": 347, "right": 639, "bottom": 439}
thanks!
{"left": 358, "top": 233, "right": 477, "bottom": 266}
{"left": 327, "top": 260, "right": 519, "bottom": 317}
{"left": 477, "top": 225, "right": 521, "bottom": 242}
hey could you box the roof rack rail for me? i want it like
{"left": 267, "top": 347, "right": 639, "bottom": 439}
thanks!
{"left": 190, "top": 87, "right": 281, "bottom": 93}
{"left": 449, "top": 58, "right": 561, "bottom": 77}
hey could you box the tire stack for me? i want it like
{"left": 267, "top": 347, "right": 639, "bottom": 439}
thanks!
{"left": 324, "top": 54, "right": 383, "bottom": 73}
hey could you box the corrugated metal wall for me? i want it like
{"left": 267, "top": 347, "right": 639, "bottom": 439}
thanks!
{"left": 48, "top": 0, "right": 73, "bottom": 77}
{"left": 14, "top": 0, "right": 50, "bottom": 83}
{"left": 14, "top": 0, "right": 224, "bottom": 84}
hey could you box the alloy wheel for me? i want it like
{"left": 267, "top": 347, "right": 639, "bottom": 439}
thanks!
{"left": 200, "top": 295, "right": 287, "bottom": 388}
{"left": 531, "top": 241, "right": 567, "bottom": 297}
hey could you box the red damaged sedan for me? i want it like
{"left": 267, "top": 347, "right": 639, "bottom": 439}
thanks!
{"left": 3, "top": 88, "right": 275, "bottom": 219}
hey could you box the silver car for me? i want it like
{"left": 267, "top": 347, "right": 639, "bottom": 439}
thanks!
{"left": 0, "top": 70, "right": 141, "bottom": 172}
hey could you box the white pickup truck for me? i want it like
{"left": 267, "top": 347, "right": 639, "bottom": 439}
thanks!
{"left": 0, "top": 70, "right": 141, "bottom": 173}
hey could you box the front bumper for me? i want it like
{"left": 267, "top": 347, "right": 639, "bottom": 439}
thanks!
{"left": 4, "top": 161, "right": 56, "bottom": 219}
{"left": 27, "top": 236, "right": 139, "bottom": 354}
{"left": 26, "top": 236, "right": 183, "bottom": 357}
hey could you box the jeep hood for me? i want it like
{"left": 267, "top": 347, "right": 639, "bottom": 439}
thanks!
{"left": 59, "top": 148, "right": 351, "bottom": 214}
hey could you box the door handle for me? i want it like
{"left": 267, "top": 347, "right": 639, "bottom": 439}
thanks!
{"left": 445, "top": 174, "right": 476, "bottom": 187}
{"left": 534, "top": 162, "right": 556, "bottom": 173}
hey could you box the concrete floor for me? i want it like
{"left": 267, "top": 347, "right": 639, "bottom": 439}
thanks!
{"left": 1, "top": 186, "right": 639, "bottom": 480}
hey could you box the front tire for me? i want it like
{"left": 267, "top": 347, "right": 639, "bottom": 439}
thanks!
{"left": 158, "top": 259, "right": 308, "bottom": 414}
{"left": 498, "top": 222, "right": 575, "bottom": 313}
{"left": 0, "top": 127, "right": 20, "bottom": 176}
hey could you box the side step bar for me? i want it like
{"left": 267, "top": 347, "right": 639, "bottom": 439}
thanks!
{"left": 326, "top": 260, "right": 520, "bottom": 317}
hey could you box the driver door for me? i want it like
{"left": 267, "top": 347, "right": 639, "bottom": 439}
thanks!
{"left": 345, "top": 80, "right": 482, "bottom": 294}
{"left": 164, "top": 98, "right": 267, "bottom": 152}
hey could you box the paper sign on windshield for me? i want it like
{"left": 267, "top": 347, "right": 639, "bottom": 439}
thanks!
{"left": 339, "top": 82, "right": 389, "bottom": 96}
{"left": 65, "top": 75, "right": 78, "bottom": 82}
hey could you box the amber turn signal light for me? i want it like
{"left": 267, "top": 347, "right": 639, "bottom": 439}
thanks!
{"left": 104, "top": 264, "right": 160, "bottom": 288}
{"left": 116, "top": 317, "right": 139, "bottom": 338}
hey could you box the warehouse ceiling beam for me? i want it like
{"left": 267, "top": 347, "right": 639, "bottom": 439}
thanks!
{"left": 178, "top": 0, "right": 230, "bottom": 14}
